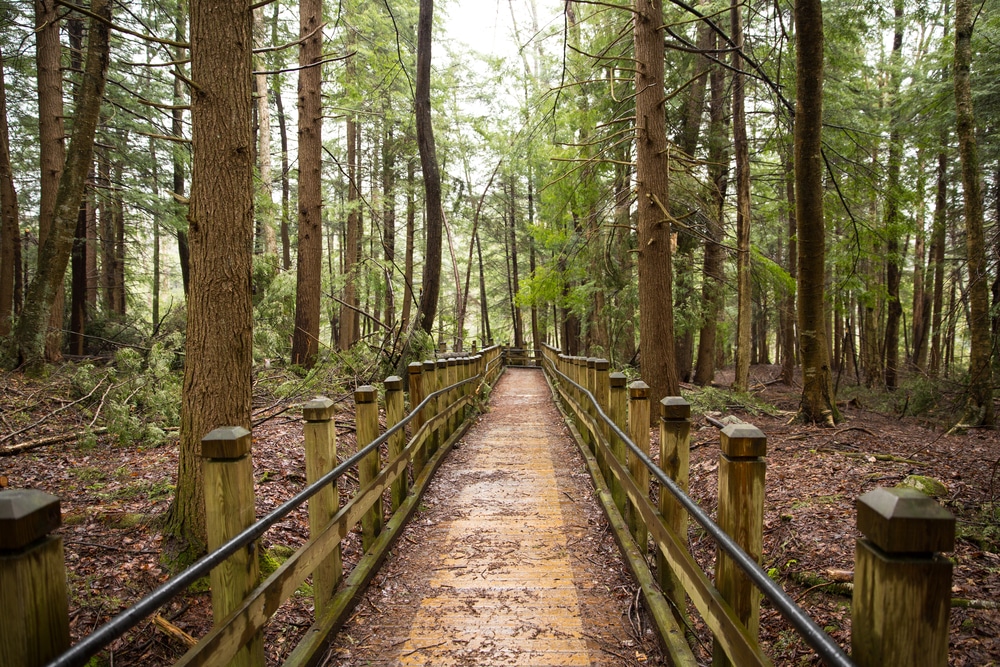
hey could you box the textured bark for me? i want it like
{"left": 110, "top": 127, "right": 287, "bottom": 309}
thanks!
{"left": 882, "top": 0, "right": 904, "bottom": 390}
{"left": 911, "top": 151, "right": 931, "bottom": 370}
{"left": 338, "top": 112, "right": 359, "bottom": 351}
{"left": 16, "top": 0, "right": 109, "bottom": 370}
{"left": 731, "top": 0, "right": 752, "bottom": 392}
{"left": 68, "top": 17, "right": 88, "bottom": 354}
{"left": 382, "top": 107, "right": 396, "bottom": 329}
{"left": 172, "top": 13, "right": 190, "bottom": 297}
{"left": 928, "top": 149, "right": 947, "bottom": 376}
{"left": 0, "top": 49, "right": 19, "bottom": 337}
{"left": 780, "top": 142, "right": 797, "bottom": 385}
{"left": 953, "top": 0, "right": 994, "bottom": 426}
{"left": 402, "top": 157, "right": 416, "bottom": 330}
{"left": 35, "top": 0, "right": 66, "bottom": 361}
{"left": 634, "top": 0, "right": 678, "bottom": 415}
{"left": 292, "top": 0, "right": 323, "bottom": 366}
{"left": 415, "top": 0, "right": 443, "bottom": 335}
{"left": 794, "top": 0, "right": 839, "bottom": 424}
{"left": 693, "top": 30, "right": 728, "bottom": 386}
{"left": 165, "top": 0, "right": 254, "bottom": 557}
{"left": 275, "top": 87, "right": 291, "bottom": 271}
{"left": 254, "top": 8, "right": 277, "bottom": 258}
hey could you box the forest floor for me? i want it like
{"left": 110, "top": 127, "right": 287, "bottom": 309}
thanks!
{"left": 0, "top": 362, "right": 998, "bottom": 665}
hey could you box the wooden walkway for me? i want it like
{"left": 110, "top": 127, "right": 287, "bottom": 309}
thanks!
{"left": 326, "top": 368, "right": 664, "bottom": 666}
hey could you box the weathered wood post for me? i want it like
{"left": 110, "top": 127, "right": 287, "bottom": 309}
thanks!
{"left": 658, "top": 396, "right": 691, "bottom": 624}
{"left": 852, "top": 487, "right": 955, "bottom": 667}
{"left": 628, "top": 381, "right": 651, "bottom": 554}
{"left": 445, "top": 357, "right": 457, "bottom": 439}
{"left": 408, "top": 363, "right": 426, "bottom": 475}
{"left": 0, "top": 489, "right": 69, "bottom": 666}
{"left": 423, "top": 360, "right": 439, "bottom": 457}
{"left": 594, "top": 359, "right": 610, "bottom": 480}
{"left": 303, "top": 398, "right": 341, "bottom": 615}
{"left": 584, "top": 358, "right": 598, "bottom": 448}
{"left": 202, "top": 426, "right": 264, "bottom": 667}
{"left": 384, "top": 376, "right": 407, "bottom": 511}
{"left": 713, "top": 423, "right": 766, "bottom": 667}
{"left": 608, "top": 372, "right": 628, "bottom": 515}
{"left": 355, "top": 386, "right": 383, "bottom": 550}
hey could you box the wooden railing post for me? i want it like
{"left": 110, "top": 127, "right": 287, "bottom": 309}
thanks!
{"left": 385, "top": 376, "right": 406, "bottom": 511}
{"left": 608, "top": 372, "right": 628, "bottom": 515}
{"left": 408, "top": 363, "right": 426, "bottom": 475}
{"left": 0, "top": 489, "right": 69, "bottom": 665}
{"left": 202, "top": 426, "right": 264, "bottom": 667}
{"left": 440, "top": 358, "right": 453, "bottom": 440}
{"left": 658, "top": 396, "right": 691, "bottom": 625}
{"left": 303, "top": 398, "right": 341, "bottom": 616}
{"left": 423, "top": 360, "right": 439, "bottom": 456}
{"left": 355, "top": 386, "right": 383, "bottom": 550}
{"left": 594, "top": 359, "right": 610, "bottom": 480}
{"left": 628, "top": 381, "right": 651, "bottom": 554}
{"left": 713, "top": 424, "right": 766, "bottom": 667}
{"left": 852, "top": 487, "right": 955, "bottom": 667}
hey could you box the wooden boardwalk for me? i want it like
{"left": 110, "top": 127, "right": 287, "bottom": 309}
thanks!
{"left": 327, "top": 368, "right": 664, "bottom": 666}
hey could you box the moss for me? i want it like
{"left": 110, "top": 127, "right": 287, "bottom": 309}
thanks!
{"left": 897, "top": 475, "right": 948, "bottom": 498}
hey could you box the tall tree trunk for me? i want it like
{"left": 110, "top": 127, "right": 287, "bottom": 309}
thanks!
{"left": 528, "top": 177, "right": 540, "bottom": 351}
{"left": 382, "top": 105, "right": 396, "bottom": 330}
{"left": 339, "top": 108, "right": 359, "bottom": 350}
{"left": 99, "top": 152, "right": 115, "bottom": 313}
{"left": 291, "top": 0, "right": 323, "bottom": 366}
{"left": 415, "top": 0, "right": 443, "bottom": 335}
{"left": 882, "top": 0, "right": 904, "bottom": 391}
{"left": 402, "top": 157, "right": 416, "bottom": 330}
{"left": 112, "top": 159, "right": 125, "bottom": 316}
{"left": 911, "top": 150, "right": 931, "bottom": 370}
{"left": 254, "top": 8, "right": 277, "bottom": 258}
{"left": 953, "top": 0, "right": 994, "bottom": 426}
{"left": 694, "top": 29, "right": 728, "bottom": 386}
{"left": 173, "top": 10, "right": 190, "bottom": 297}
{"left": 476, "top": 231, "right": 491, "bottom": 343}
{"left": 780, "top": 140, "right": 797, "bottom": 385}
{"left": 152, "top": 139, "right": 160, "bottom": 329}
{"left": 15, "top": 0, "right": 109, "bottom": 370}
{"left": 0, "top": 48, "right": 20, "bottom": 337}
{"left": 634, "top": 0, "right": 678, "bottom": 413}
{"left": 68, "top": 16, "right": 88, "bottom": 354}
{"left": 732, "top": 0, "right": 752, "bottom": 392}
{"left": 275, "top": 87, "right": 291, "bottom": 271}
{"left": 165, "top": 0, "right": 254, "bottom": 560}
{"left": 794, "top": 0, "right": 839, "bottom": 424}
{"left": 35, "top": 0, "right": 66, "bottom": 361}
{"left": 509, "top": 178, "right": 524, "bottom": 348}
{"left": 928, "top": 148, "right": 947, "bottom": 376}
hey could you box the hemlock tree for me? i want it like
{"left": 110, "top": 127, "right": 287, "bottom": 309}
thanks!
{"left": 291, "top": 0, "right": 323, "bottom": 367}
{"left": 164, "top": 0, "right": 254, "bottom": 559}
{"left": 794, "top": 0, "right": 839, "bottom": 424}
{"left": 14, "top": 0, "right": 110, "bottom": 371}
{"left": 634, "top": 0, "right": 679, "bottom": 414}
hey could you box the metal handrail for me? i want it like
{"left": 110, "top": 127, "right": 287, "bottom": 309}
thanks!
{"left": 541, "top": 352, "right": 854, "bottom": 667}
{"left": 48, "top": 350, "right": 500, "bottom": 667}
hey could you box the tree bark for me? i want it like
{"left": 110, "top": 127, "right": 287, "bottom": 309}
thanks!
{"left": 780, "top": 139, "right": 797, "bottom": 385}
{"left": 338, "top": 100, "right": 359, "bottom": 350}
{"left": 165, "top": 0, "right": 254, "bottom": 560}
{"left": 634, "top": 0, "right": 678, "bottom": 414}
{"left": 0, "top": 48, "right": 19, "bottom": 337}
{"left": 402, "top": 157, "right": 416, "bottom": 330}
{"left": 291, "top": 0, "right": 323, "bottom": 366}
{"left": 953, "top": 0, "right": 994, "bottom": 426}
{"left": 15, "top": 0, "right": 110, "bottom": 370}
{"left": 415, "top": 0, "right": 443, "bottom": 335}
{"left": 928, "top": 148, "right": 947, "bottom": 376}
{"left": 732, "top": 0, "right": 752, "bottom": 393}
{"left": 382, "top": 103, "right": 396, "bottom": 330}
{"left": 882, "top": 0, "right": 904, "bottom": 391}
{"left": 794, "top": 0, "right": 839, "bottom": 424}
{"left": 254, "top": 7, "right": 277, "bottom": 258}
{"left": 172, "top": 11, "right": 190, "bottom": 297}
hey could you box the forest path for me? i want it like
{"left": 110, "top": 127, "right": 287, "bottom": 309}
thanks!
{"left": 326, "top": 368, "right": 664, "bottom": 666}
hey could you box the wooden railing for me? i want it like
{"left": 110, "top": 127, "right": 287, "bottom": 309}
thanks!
{"left": 3, "top": 345, "right": 504, "bottom": 667}
{"left": 540, "top": 344, "right": 956, "bottom": 667}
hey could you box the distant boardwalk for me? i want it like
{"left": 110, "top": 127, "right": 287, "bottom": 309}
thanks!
{"left": 328, "top": 368, "right": 662, "bottom": 666}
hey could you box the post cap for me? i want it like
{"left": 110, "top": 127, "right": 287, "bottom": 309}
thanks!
{"left": 355, "top": 385, "right": 377, "bottom": 403}
{"left": 447, "top": 358, "right": 457, "bottom": 366}
{"left": 437, "top": 359, "right": 447, "bottom": 369}
{"left": 423, "top": 360, "right": 436, "bottom": 372}
{"left": 629, "top": 380, "right": 650, "bottom": 399}
{"left": 202, "top": 426, "right": 252, "bottom": 459}
{"left": 408, "top": 362, "right": 423, "bottom": 375}
{"left": 303, "top": 396, "right": 335, "bottom": 422}
{"left": 660, "top": 396, "right": 691, "bottom": 419}
{"left": 0, "top": 489, "right": 61, "bottom": 551}
{"left": 720, "top": 423, "right": 766, "bottom": 458}
{"left": 587, "top": 358, "right": 598, "bottom": 368}
{"left": 384, "top": 376, "right": 403, "bottom": 391}
{"left": 857, "top": 487, "right": 955, "bottom": 554}
{"left": 610, "top": 372, "right": 628, "bottom": 388}
{"left": 596, "top": 359, "right": 610, "bottom": 371}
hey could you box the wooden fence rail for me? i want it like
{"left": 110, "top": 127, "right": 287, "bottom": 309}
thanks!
{"left": 4, "top": 345, "right": 503, "bottom": 667}
{"left": 539, "top": 343, "right": 955, "bottom": 667}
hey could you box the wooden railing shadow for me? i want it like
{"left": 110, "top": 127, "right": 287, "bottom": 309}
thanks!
{"left": 540, "top": 344, "right": 956, "bottom": 667}
{"left": 3, "top": 345, "right": 504, "bottom": 667}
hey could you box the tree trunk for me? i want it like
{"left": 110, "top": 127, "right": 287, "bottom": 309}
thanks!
{"left": 732, "top": 0, "right": 752, "bottom": 392}
{"left": 382, "top": 105, "right": 396, "bottom": 330}
{"left": 0, "top": 49, "right": 19, "bottom": 337}
{"left": 275, "top": 86, "right": 291, "bottom": 271}
{"left": 35, "top": 0, "right": 66, "bottom": 362}
{"left": 172, "top": 13, "right": 190, "bottom": 297}
{"left": 415, "top": 0, "right": 443, "bottom": 335}
{"left": 339, "top": 111, "right": 359, "bottom": 351}
{"left": 15, "top": 0, "right": 110, "bottom": 371}
{"left": 634, "top": 0, "right": 678, "bottom": 413}
{"left": 911, "top": 150, "right": 931, "bottom": 370}
{"left": 694, "top": 28, "right": 728, "bottom": 386}
{"left": 402, "top": 157, "right": 416, "bottom": 330}
{"left": 953, "top": 0, "right": 994, "bottom": 426}
{"left": 882, "top": 0, "right": 904, "bottom": 391}
{"left": 928, "top": 147, "right": 947, "bottom": 377}
{"left": 291, "top": 0, "right": 323, "bottom": 366}
{"left": 795, "top": 0, "right": 839, "bottom": 424}
{"left": 476, "top": 230, "right": 491, "bottom": 343}
{"left": 165, "top": 0, "right": 254, "bottom": 561}
{"left": 254, "top": 8, "right": 277, "bottom": 258}
{"left": 68, "top": 17, "right": 88, "bottom": 354}
{"left": 780, "top": 140, "right": 797, "bottom": 385}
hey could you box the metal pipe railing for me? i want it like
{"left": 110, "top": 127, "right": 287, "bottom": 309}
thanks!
{"left": 541, "top": 352, "right": 854, "bottom": 667}
{"left": 47, "top": 350, "right": 500, "bottom": 667}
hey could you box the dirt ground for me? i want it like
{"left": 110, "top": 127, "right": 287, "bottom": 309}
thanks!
{"left": 0, "top": 363, "right": 997, "bottom": 665}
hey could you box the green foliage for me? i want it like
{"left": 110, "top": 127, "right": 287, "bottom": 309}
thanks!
{"left": 253, "top": 269, "right": 297, "bottom": 362}
{"left": 682, "top": 386, "right": 779, "bottom": 418}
